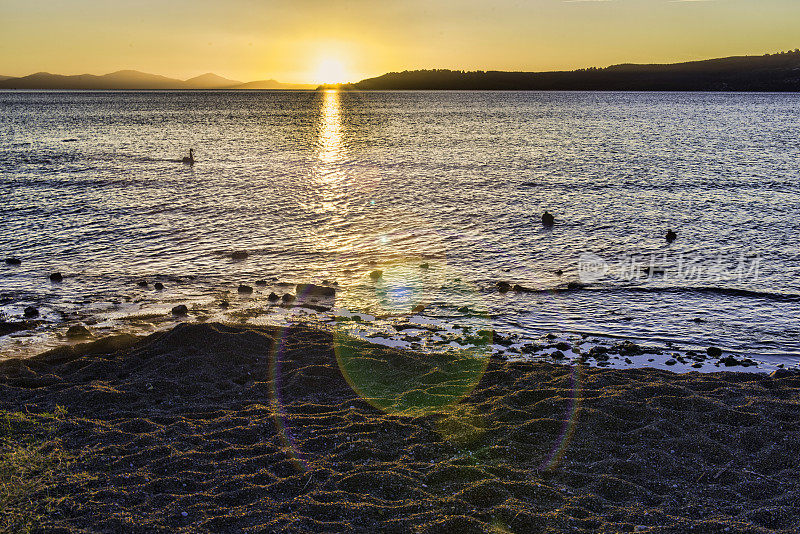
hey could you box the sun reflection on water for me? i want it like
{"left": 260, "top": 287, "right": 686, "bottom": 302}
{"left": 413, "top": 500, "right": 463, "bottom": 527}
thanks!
{"left": 310, "top": 89, "right": 348, "bottom": 215}
{"left": 317, "top": 89, "right": 344, "bottom": 166}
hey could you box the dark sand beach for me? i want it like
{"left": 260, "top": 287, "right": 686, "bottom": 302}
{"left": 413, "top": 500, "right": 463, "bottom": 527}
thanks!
{"left": 1, "top": 322, "right": 799, "bottom": 533}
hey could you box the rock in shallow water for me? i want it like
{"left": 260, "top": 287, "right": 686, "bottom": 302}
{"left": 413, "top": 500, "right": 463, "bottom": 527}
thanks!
{"left": 238, "top": 285, "right": 253, "bottom": 294}
{"left": 707, "top": 346, "right": 723, "bottom": 358}
{"left": 281, "top": 293, "right": 296, "bottom": 304}
{"left": 171, "top": 305, "right": 189, "bottom": 316}
{"left": 295, "top": 283, "right": 335, "bottom": 298}
{"left": 66, "top": 324, "right": 91, "bottom": 338}
{"left": 49, "top": 272, "right": 63, "bottom": 282}
{"left": 23, "top": 306, "right": 39, "bottom": 318}
{"left": 267, "top": 292, "right": 280, "bottom": 302}
{"left": 370, "top": 270, "right": 383, "bottom": 281}
{"left": 5, "top": 258, "right": 21, "bottom": 266}
{"left": 137, "top": 280, "right": 149, "bottom": 288}
{"left": 230, "top": 251, "right": 249, "bottom": 261}
{"left": 154, "top": 282, "right": 164, "bottom": 290}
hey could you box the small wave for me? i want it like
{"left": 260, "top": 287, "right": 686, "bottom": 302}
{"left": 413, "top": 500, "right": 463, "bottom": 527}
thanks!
{"left": 497, "top": 282, "right": 800, "bottom": 302}
{"left": 622, "top": 286, "right": 800, "bottom": 302}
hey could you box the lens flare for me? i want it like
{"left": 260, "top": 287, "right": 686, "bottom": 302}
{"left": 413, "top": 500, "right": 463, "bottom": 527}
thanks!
{"left": 333, "top": 256, "right": 493, "bottom": 417}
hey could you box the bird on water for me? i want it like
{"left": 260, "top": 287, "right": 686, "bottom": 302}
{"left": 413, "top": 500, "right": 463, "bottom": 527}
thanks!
{"left": 182, "top": 149, "right": 195, "bottom": 165}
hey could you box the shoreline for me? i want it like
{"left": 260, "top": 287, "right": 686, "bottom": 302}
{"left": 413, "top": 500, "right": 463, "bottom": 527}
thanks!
{"left": 2, "top": 322, "right": 799, "bottom": 532}
{"left": 1, "top": 308, "right": 788, "bottom": 375}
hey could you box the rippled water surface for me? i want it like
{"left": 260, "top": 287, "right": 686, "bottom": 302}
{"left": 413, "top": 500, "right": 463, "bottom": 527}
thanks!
{"left": 1, "top": 90, "right": 799, "bottom": 366}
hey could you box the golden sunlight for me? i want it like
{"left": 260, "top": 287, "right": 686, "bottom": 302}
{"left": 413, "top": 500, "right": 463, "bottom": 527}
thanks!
{"left": 313, "top": 58, "right": 348, "bottom": 84}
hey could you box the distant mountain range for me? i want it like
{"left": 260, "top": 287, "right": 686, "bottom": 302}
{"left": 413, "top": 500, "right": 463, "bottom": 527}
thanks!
{"left": 344, "top": 50, "right": 800, "bottom": 92}
{"left": 4, "top": 51, "right": 800, "bottom": 91}
{"left": 0, "top": 70, "right": 316, "bottom": 90}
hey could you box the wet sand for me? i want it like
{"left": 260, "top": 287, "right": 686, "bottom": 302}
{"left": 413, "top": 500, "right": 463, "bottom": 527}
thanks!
{"left": 1, "top": 322, "right": 799, "bottom": 533}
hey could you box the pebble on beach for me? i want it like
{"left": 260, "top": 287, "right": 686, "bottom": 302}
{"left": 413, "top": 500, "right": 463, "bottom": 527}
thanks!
{"left": 50, "top": 272, "right": 63, "bottom": 282}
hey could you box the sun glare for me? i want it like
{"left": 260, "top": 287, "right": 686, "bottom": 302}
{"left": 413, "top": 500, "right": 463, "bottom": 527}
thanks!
{"left": 314, "top": 58, "right": 348, "bottom": 84}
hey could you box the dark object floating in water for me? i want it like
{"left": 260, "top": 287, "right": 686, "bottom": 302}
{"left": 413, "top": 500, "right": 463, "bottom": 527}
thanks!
{"left": 497, "top": 281, "right": 512, "bottom": 293}
{"left": 153, "top": 282, "right": 164, "bottom": 290}
{"left": 66, "top": 324, "right": 91, "bottom": 338}
{"left": 137, "top": 280, "right": 149, "bottom": 288}
{"left": 666, "top": 229, "right": 677, "bottom": 243}
{"left": 255, "top": 280, "right": 267, "bottom": 286}
{"left": 554, "top": 269, "right": 563, "bottom": 276}
{"left": 238, "top": 284, "right": 253, "bottom": 294}
{"left": 542, "top": 211, "right": 555, "bottom": 227}
{"left": 219, "top": 300, "right": 229, "bottom": 309}
{"left": 4, "top": 258, "right": 21, "bottom": 266}
{"left": 231, "top": 251, "right": 249, "bottom": 261}
{"left": 23, "top": 306, "right": 39, "bottom": 318}
{"left": 296, "top": 283, "right": 335, "bottom": 298}
{"left": 643, "top": 266, "right": 666, "bottom": 276}
{"left": 171, "top": 305, "right": 189, "bottom": 316}
{"left": 182, "top": 148, "right": 195, "bottom": 165}
{"left": 370, "top": 270, "right": 383, "bottom": 281}
{"left": 282, "top": 293, "right": 296, "bottom": 303}
{"left": 267, "top": 292, "right": 280, "bottom": 302}
{"left": 707, "top": 346, "right": 722, "bottom": 358}
{"left": 62, "top": 138, "right": 78, "bottom": 142}
{"left": 49, "top": 272, "right": 63, "bottom": 282}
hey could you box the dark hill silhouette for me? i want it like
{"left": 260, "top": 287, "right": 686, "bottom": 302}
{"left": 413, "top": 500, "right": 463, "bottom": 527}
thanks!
{"left": 234, "top": 79, "right": 316, "bottom": 90}
{"left": 183, "top": 73, "right": 242, "bottom": 88}
{"left": 0, "top": 70, "right": 305, "bottom": 90}
{"left": 348, "top": 50, "right": 800, "bottom": 91}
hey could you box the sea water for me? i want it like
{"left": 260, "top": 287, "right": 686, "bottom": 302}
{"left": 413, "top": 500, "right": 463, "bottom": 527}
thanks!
{"left": 1, "top": 90, "right": 799, "bottom": 369}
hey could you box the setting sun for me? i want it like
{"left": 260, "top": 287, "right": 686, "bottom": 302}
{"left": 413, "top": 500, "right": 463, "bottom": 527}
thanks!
{"left": 313, "top": 58, "right": 348, "bottom": 84}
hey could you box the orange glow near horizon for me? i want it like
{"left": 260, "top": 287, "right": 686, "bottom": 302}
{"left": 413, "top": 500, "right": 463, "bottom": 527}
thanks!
{"left": 1, "top": 0, "right": 799, "bottom": 83}
{"left": 312, "top": 58, "right": 349, "bottom": 85}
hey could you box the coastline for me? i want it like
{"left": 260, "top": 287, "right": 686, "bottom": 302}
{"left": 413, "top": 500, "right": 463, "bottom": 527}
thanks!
{"left": 2, "top": 322, "right": 798, "bottom": 532}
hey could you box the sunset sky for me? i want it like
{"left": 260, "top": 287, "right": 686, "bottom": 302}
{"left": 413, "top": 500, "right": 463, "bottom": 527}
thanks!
{"left": 2, "top": 0, "right": 799, "bottom": 83}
